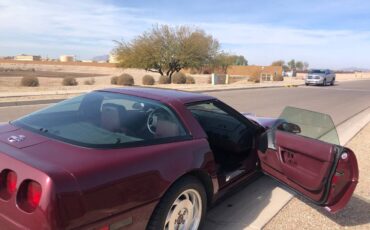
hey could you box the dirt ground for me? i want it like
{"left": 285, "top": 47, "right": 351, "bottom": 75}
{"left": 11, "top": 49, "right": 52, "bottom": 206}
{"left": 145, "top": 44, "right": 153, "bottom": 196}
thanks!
{"left": 264, "top": 122, "right": 370, "bottom": 230}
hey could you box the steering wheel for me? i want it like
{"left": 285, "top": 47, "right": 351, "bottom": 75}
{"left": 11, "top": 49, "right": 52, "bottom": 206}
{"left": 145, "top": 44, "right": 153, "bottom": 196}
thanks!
{"left": 147, "top": 109, "right": 160, "bottom": 134}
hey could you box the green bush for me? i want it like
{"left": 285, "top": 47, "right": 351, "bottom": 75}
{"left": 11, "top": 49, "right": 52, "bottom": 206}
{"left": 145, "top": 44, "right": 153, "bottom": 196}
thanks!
{"left": 21, "top": 76, "right": 39, "bottom": 87}
{"left": 142, "top": 75, "right": 155, "bottom": 85}
{"left": 62, "top": 77, "right": 78, "bottom": 86}
{"left": 172, "top": 72, "right": 186, "bottom": 84}
{"left": 116, "top": 74, "right": 134, "bottom": 86}
{"left": 84, "top": 78, "right": 95, "bottom": 85}
{"left": 158, "top": 75, "right": 170, "bottom": 84}
{"left": 185, "top": 76, "right": 195, "bottom": 84}
{"left": 111, "top": 76, "right": 118, "bottom": 85}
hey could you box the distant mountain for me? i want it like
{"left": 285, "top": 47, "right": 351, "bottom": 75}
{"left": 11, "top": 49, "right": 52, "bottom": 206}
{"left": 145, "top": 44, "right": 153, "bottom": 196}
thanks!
{"left": 337, "top": 67, "right": 370, "bottom": 72}
{"left": 92, "top": 55, "right": 109, "bottom": 62}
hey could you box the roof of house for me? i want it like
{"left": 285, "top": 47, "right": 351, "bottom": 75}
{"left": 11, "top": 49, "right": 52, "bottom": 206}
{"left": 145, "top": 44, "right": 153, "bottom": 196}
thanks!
{"left": 227, "top": 65, "right": 283, "bottom": 76}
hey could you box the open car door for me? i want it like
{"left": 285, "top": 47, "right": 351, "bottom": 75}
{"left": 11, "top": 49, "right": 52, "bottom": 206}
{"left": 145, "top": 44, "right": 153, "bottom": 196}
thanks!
{"left": 258, "top": 107, "right": 358, "bottom": 213}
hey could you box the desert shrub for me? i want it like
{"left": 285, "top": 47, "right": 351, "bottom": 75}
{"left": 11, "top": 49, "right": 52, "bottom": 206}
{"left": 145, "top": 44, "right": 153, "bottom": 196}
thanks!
{"left": 142, "top": 75, "right": 155, "bottom": 85}
{"left": 248, "top": 72, "right": 261, "bottom": 83}
{"left": 116, "top": 74, "right": 134, "bottom": 86}
{"left": 189, "top": 68, "right": 199, "bottom": 74}
{"left": 111, "top": 76, "right": 118, "bottom": 85}
{"left": 172, "top": 72, "right": 186, "bottom": 84}
{"left": 185, "top": 76, "right": 195, "bottom": 84}
{"left": 21, "top": 76, "right": 39, "bottom": 87}
{"left": 158, "top": 75, "right": 170, "bottom": 84}
{"left": 62, "top": 77, "right": 78, "bottom": 86}
{"left": 248, "top": 76, "right": 260, "bottom": 83}
{"left": 273, "top": 75, "right": 284, "bottom": 81}
{"left": 84, "top": 78, "right": 95, "bottom": 85}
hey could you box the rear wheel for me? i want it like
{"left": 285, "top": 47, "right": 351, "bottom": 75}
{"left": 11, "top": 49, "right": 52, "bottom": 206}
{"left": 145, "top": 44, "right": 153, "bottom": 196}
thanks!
{"left": 147, "top": 176, "right": 207, "bottom": 230}
{"left": 330, "top": 78, "right": 335, "bottom": 86}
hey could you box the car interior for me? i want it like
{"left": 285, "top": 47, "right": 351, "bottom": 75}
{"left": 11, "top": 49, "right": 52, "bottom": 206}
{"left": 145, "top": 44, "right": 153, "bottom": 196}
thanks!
{"left": 187, "top": 101, "right": 256, "bottom": 175}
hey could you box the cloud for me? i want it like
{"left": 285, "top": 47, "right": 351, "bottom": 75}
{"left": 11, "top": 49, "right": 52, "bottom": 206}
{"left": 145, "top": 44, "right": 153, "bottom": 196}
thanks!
{"left": 1, "top": 0, "right": 370, "bottom": 68}
{"left": 0, "top": 0, "right": 160, "bottom": 57}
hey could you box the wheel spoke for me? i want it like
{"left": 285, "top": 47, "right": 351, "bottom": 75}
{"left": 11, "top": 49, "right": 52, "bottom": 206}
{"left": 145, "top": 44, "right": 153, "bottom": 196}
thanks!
{"left": 163, "top": 189, "right": 202, "bottom": 230}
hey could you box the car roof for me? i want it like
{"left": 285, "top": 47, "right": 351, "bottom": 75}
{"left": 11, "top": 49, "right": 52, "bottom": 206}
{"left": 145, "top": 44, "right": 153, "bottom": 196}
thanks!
{"left": 98, "top": 87, "right": 214, "bottom": 104}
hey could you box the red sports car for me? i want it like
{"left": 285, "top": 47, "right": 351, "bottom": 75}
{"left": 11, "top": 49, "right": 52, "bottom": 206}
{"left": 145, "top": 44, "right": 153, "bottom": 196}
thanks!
{"left": 0, "top": 87, "right": 358, "bottom": 230}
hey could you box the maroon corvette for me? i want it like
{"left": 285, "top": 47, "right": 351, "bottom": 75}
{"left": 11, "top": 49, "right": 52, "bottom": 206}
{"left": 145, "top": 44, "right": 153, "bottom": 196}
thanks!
{"left": 0, "top": 87, "right": 358, "bottom": 230}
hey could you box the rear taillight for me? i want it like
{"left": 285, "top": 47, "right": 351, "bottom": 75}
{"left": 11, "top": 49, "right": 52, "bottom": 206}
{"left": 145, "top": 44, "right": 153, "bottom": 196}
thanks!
{"left": 6, "top": 171, "right": 17, "bottom": 193}
{"left": 17, "top": 180, "right": 42, "bottom": 212}
{"left": 0, "top": 169, "right": 17, "bottom": 200}
{"left": 27, "top": 181, "right": 42, "bottom": 208}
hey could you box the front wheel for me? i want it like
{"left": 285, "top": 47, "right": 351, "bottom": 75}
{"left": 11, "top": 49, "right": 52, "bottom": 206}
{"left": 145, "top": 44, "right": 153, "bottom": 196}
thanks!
{"left": 322, "top": 79, "right": 327, "bottom": 86}
{"left": 147, "top": 176, "right": 207, "bottom": 230}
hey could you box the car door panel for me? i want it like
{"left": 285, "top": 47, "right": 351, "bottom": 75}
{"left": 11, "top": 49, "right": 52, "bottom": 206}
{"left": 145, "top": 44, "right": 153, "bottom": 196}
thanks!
{"left": 258, "top": 130, "right": 358, "bottom": 212}
{"left": 276, "top": 130, "right": 334, "bottom": 191}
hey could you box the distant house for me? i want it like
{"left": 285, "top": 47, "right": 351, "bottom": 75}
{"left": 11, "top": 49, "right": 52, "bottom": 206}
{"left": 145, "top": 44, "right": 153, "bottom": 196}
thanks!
{"left": 59, "top": 55, "right": 75, "bottom": 62}
{"left": 109, "top": 54, "right": 119, "bottom": 64}
{"left": 14, "top": 55, "right": 41, "bottom": 61}
{"left": 227, "top": 65, "right": 283, "bottom": 81}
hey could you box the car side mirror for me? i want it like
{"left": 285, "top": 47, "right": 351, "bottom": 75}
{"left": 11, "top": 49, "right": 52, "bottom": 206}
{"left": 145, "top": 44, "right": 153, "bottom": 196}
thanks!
{"left": 277, "top": 122, "right": 301, "bottom": 134}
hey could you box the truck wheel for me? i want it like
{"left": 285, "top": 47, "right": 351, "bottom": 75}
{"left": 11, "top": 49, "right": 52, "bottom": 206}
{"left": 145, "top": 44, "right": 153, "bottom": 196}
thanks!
{"left": 330, "top": 78, "right": 335, "bottom": 86}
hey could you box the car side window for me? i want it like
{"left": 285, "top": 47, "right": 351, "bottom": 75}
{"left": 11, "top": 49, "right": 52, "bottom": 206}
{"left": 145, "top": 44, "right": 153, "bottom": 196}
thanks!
{"left": 14, "top": 91, "right": 189, "bottom": 148}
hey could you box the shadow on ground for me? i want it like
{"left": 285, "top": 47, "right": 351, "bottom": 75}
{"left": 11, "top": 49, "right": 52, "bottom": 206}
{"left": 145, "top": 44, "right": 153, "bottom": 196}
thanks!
{"left": 204, "top": 176, "right": 294, "bottom": 230}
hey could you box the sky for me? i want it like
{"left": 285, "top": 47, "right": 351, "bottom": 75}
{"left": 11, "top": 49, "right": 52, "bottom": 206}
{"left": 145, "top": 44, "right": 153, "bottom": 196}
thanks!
{"left": 1, "top": 0, "right": 370, "bottom": 69}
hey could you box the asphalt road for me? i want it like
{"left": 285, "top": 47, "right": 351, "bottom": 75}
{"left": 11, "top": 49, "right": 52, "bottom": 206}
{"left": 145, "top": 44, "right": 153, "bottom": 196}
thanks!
{"left": 208, "top": 80, "right": 370, "bottom": 125}
{"left": 1, "top": 80, "right": 369, "bottom": 124}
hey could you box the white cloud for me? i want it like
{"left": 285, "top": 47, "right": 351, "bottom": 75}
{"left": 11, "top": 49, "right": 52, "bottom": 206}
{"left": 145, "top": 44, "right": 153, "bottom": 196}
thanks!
{"left": 0, "top": 0, "right": 160, "bottom": 57}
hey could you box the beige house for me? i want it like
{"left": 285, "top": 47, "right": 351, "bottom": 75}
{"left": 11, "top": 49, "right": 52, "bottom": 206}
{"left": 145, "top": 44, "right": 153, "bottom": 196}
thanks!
{"left": 227, "top": 65, "right": 283, "bottom": 81}
{"left": 109, "top": 54, "right": 119, "bottom": 64}
{"left": 59, "top": 55, "right": 75, "bottom": 62}
{"left": 14, "top": 55, "right": 41, "bottom": 61}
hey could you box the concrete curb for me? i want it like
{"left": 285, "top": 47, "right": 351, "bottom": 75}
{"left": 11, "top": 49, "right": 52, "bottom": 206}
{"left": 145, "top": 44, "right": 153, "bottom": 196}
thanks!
{"left": 0, "top": 84, "right": 303, "bottom": 107}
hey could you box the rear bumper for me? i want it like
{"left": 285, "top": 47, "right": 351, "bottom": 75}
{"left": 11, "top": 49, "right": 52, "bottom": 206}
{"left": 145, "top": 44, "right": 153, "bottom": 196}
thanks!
{"left": 0, "top": 214, "right": 28, "bottom": 230}
{"left": 78, "top": 200, "right": 159, "bottom": 230}
{"left": 0, "top": 151, "right": 55, "bottom": 230}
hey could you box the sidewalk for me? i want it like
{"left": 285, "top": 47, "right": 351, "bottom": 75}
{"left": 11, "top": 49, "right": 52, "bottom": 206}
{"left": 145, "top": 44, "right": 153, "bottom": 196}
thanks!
{"left": 264, "top": 122, "right": 370, "bottom": 230}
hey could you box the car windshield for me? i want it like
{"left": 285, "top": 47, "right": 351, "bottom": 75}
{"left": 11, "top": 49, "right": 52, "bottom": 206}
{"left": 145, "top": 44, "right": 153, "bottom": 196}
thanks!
{"left": 278, "top": 106, "right": 340, "bottom": 145}
{"left": 308, "top": 69, "right": 326, "bottom": 74}
{"left": 12, "top": 91, "right": 187, "bottom": 148}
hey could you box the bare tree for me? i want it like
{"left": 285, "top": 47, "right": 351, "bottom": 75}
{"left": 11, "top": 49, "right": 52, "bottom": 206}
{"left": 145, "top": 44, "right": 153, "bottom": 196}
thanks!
{"left": 113, "top": 25, "right": 220, "bottom": 81}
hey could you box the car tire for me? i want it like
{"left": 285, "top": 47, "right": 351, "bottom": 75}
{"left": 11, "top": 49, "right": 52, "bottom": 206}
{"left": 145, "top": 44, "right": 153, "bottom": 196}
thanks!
{"left": 147, "top": 176, "right": 207, "bottom": 230}
{"left": 322, "top": 79, "right": 327, "bottom": 86}
{"left": 305, "top": 83, "right": 309, "bottom": 86}
{"left": 330, "top": 78, "right": 335, "bottom": 86}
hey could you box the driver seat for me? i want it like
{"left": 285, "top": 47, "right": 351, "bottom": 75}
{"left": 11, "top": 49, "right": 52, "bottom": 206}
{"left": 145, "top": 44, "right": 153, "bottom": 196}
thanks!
{"left": 101, "top": 103, "right": 126, "bottom": 132}
{"left": 155, "top": 118, "right": 180, "bottom": 138}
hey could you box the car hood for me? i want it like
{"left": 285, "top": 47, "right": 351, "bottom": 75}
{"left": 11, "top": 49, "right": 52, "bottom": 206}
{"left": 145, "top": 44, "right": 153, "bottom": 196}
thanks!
{"left": 308, "top": 73, "right": 325, "bottom": 77}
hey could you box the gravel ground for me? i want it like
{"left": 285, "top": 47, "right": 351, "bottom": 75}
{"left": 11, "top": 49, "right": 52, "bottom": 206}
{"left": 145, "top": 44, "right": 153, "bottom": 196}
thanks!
{"left": 264, "top": 122, "right": 370, "bottom": 230}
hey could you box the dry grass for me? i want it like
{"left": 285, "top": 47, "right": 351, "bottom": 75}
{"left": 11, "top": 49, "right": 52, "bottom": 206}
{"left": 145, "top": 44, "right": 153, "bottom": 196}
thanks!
{"left": 264, "top": 122, "right": 370, "bottom": 230}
